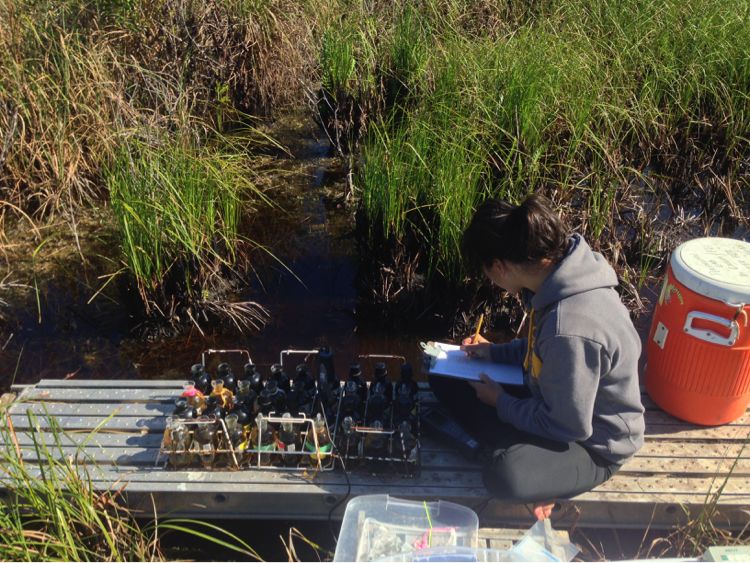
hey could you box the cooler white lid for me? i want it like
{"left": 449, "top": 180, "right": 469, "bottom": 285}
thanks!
{"left": 671, "top": 237, "right": 750, "bottom": 304}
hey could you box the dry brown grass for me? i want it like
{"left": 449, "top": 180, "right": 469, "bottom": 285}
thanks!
{"left": 0, "top": 0, "right": 318, "bottom": 217}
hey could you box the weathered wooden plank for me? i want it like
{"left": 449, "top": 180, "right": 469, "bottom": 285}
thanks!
{"left": 35, "top": 380, "right": 186, "bottom": 389}
{"left": 645, "top": 425, "right": 750, "bottom": 440}
{"left": 623, "top": 455, "right": 750, "bottom": 475}
{"left": 581, "top": 475, "right": 750, "bottom": 499}
{"left": 637, "top": 442, "right": 750, "bottom": 459}
{"left": 645, "top": 411, "right": 750, "bottom": 427}
{"left": 0, "top": 432, "right": 164, "bottom": 448}
{"left": 13, "top": 402, "right": 176, "bottom": 418}
{"left": 0, "top": 463, "right": 487, "bottom": 491}
{"left": 6, "top": 458, "right": 750, "bottom": 502}
{"left": 6, "top": 445, "right": 160, "bottom": 465}
{"left": 8, "top": 414, "right": 166, "bottom": 432}
{"left": 11, "top": 388, "right": 177, "bottom": 404}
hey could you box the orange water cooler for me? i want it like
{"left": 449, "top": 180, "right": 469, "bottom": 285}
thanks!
{"left": 646, "top": 237, "right": 750, "bottom": 425}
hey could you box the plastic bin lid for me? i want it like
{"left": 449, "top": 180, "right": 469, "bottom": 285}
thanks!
{"left": 671, "top": 237, "right": 750, "bottom": 304}
{"left": 374, "top": 546, "right": 526, "bottom": 562}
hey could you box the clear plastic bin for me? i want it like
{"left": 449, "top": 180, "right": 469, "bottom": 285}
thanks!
{"left": 333, "top": 495, "right": 479, "bottom": 562}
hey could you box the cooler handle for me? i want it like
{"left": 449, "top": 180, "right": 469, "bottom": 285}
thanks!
{"left": 684, "top": 312, "right": 739, "bottom": 347}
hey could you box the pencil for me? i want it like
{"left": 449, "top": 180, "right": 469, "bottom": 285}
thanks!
{"left": 472, "top": 314, "right": 484, "bottom": 344}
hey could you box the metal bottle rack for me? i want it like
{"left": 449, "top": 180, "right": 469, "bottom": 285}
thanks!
{"left": 158, "top": 349, "right": 421, "bottom": 476}
{"left": 329, "top": 354, "right": 422, "bottom": 478}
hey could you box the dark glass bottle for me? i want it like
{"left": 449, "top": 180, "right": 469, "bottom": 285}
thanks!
{"left": 227, "top": 395, "right": 251, "bottom": 428}
{"left": 217, "top": 363, "right": 237, "bottom": 394}
{"left": 339, "top": 386, "right": 363, "bottom": 427}
{"left": 294, "top": 364, "right": 316, "bottom": 393}
{"left": 235, "top": 380, "right": 257, "bottom": 418}
{"left": 258, "top": 388, "right": 274, "bottom": 419}
{"left": 277, "top": 412, "right": 303, "bottom": 467}
{"left": 202, "top": 395, "right": 226, "bottom": 421}
{"left": 337, "top": 416, "right": 361, "bottom": 472}
{"left": 364, "top": 420, "right": 387, "bottom": 471}
{"left": 348, "top": 363, "right": 369, "bottom": 405}
{"left": 317, "top": 346, "right": 340, "bottom": 389}
{"left": 373, "top": 362, "right": 393, "bottom": 405}
{"left": 270, "top": 364, "right": 291, "bottom": 394}
{"left": 393, "top": 386, "right": 417, "bottom": 428}
{"left": 265, "top": 379, "right": 287, "bottom": 417}
{"left": 315, "top": 380, "right": 336, "bottom": 424}
{"left": 173, "top": 397, "right": 198, "bottom": 423}
{"left": 366, "top": 383, "right": 390, "bottom": 428}
{"left": 398, "top": 363, "right": 420, "bottom": 402}
{"left": 245, "top": 364, "right": 264, "bottom": 395}
{"left": 286, "top": 384, "right": 301, "bottom": 417}
{"left": 342, "top": 381, "right": 362, "bottom": 419}
{"left": 191, "top": 364, "right": 211, "bottom": 396}
{"left": 393, "top": 421, "right": 416, "bottom": 461}
{"left": 293, "top": 380, "right": 313, "bottom": 415}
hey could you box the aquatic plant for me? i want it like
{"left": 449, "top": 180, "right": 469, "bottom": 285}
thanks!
{"left": 341, "top": 0, "right": 750, "bottom": 330}
{"left": 105, "top": 130, "right": 270, "bottom": 333}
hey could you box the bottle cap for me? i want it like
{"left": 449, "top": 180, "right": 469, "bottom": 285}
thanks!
{"left": 296, "top": 364, "right": 309, "bottom": 376}
{"left": 191, "top": 364, "right": 205, "bottom": 376}
{"left": 174, "top": 397, "right": 188, "bottom": 408}
{"left": 319, "top": 346, "right": 333, "bottom": 359}
{"left": 349, "top": 363, "right": 361, "bottom": 378}
{"left": 244, "top": 363, "right": 257, "bottom": 376}
{"left": 271, "top": 364, "right": 283, "bottom": 376}
{"left": 281, "top": 412, "right": 293, "bottom": 432}
{"left": 205, "top": 396, "right": 218, "bottom": 408}
{"left": 218, "top": 363, "right": 230, "bottom": 376}
{"left": 374, "top": 363, "right": 387, "bottom": 378}
{"left": 266, "top": 379, "right": 279, "bottom": 393}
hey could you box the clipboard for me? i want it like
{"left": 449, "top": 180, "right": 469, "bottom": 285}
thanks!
{"left": 421, "top": 341, "right": 524, "bottom": 386}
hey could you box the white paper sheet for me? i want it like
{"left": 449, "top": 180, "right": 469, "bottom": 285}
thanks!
{"left": 430, "top": 343, "right": 524, "bottom": 385}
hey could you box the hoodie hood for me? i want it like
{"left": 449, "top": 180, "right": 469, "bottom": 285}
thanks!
{"left": 529, "top": 234, "right": 618, "bottom": 310}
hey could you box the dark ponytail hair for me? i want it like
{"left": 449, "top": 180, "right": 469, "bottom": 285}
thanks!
{"left": 460, "top": 193, "right": 568, "bottom": 276}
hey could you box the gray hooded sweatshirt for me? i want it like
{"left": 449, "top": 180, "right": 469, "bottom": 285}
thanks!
{"left": 491, "top": 234, "right": 645, "bottom": 463}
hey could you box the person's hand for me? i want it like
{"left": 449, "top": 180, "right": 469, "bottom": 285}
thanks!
{"left": 460, "top": 340, "right": 491, "bottom": 360}
{"left": 468, "top": 373, "right": 504, "bottom": 406}
{"left": 462, "top": 334, "right": 489, "bottom": 345}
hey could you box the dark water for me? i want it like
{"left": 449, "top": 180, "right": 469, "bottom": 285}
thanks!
{"left": 0, "top": 116, "right": 665, "bottom": 392}
{"left": 0, "top": 119, "right": 443, "bottom": 392}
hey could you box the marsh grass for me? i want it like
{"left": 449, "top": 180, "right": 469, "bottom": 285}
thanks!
{"left": 326, "top": 0, "right": 750, "bottom": 329}
{"left": 0, "top": 397, "right": 261, "bottom": 561}
{"left": 105, "top": 129, "right": 271, "bottom": 333}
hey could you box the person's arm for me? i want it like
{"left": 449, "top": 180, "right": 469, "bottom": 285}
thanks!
{"left": 495, "top": 335, "right": 607, "bottom": 443}
{"left": 490, "top": 339, "right": 527, "bottom": 366}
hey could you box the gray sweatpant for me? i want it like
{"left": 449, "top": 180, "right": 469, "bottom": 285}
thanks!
{"left": 428, "top": 374, "right": 621, "bottom": 504}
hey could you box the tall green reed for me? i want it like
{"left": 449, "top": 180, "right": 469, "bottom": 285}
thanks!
{"left": 105, "top": 131, "right": 259, "bottom": 307}
{"left": 351, "top": 0, "right": 750, "bottom": 289}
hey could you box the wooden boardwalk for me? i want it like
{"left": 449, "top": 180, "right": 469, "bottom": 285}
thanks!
{"left": 2, "top": 379, "right": 749, "bottom": 530}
